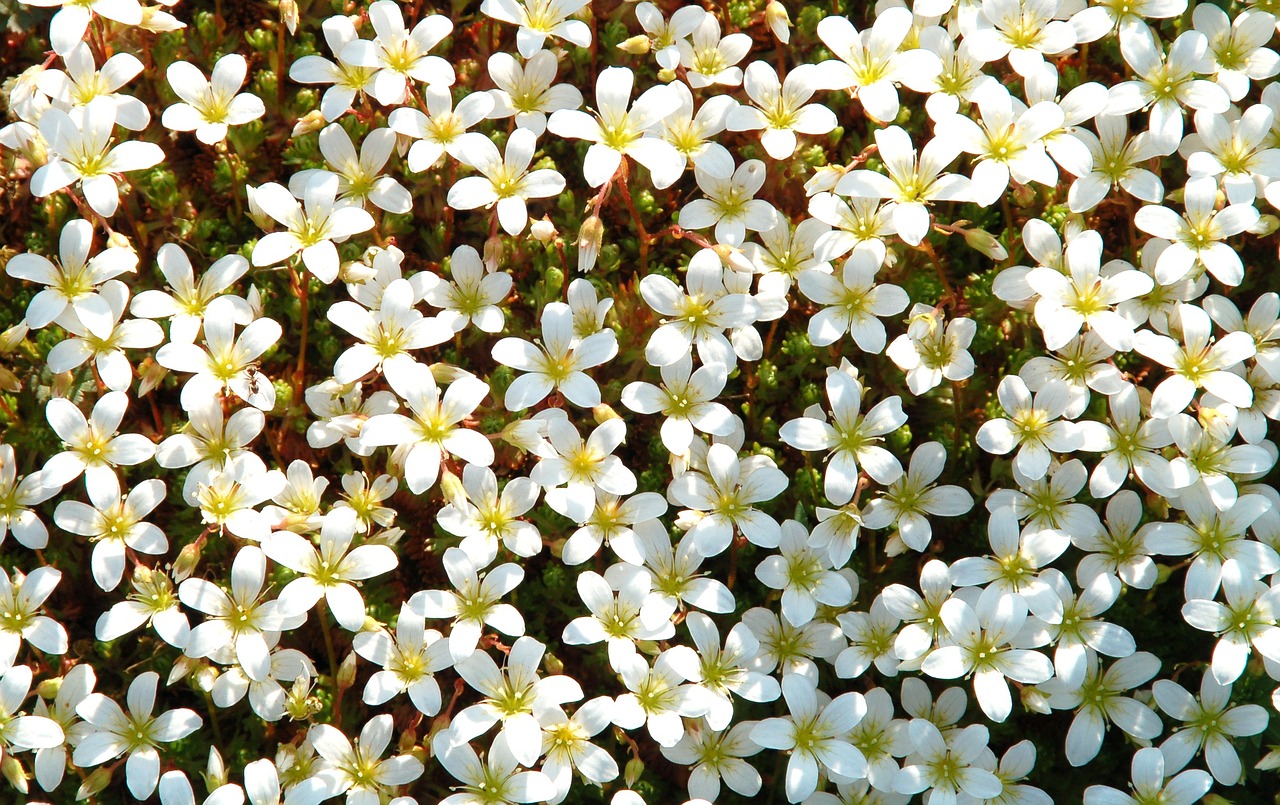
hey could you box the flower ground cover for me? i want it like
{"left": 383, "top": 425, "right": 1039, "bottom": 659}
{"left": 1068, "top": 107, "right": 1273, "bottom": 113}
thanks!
{"left": 2, "top": 0, "right": 1280, "bottom": 803}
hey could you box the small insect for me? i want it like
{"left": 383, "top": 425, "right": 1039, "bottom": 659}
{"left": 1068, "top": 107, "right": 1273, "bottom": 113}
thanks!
{"left": 245, "top": 365, "right": 263, "bottom": 397}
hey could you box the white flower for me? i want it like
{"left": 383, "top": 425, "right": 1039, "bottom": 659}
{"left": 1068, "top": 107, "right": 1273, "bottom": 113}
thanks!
{"left": 449, "top": 129, "right": 566, "bottom": 235}
{"left": 727, "top": 62, "right": 836, "bottom": 161}
{"left": 22, "top": 0, "right": 142, "bottom": 55}
{"left": 671, "top": 443, "right": 787, "bottom": 556}
{"left": 451, "top": 636, "right": 582, "bottom": 767}
{"left": 639, "top": 248, "right": 760, "bottom": 369}
{"left": 836, "top": 125, "right": 971, "bottom": 246}
{"left": 562, "top": 569, "right": 673, "bottom": 672}
{"left": 1082, "top": 746, "right": 1212, "bottom": 805}
{"left": 129, "top": 245, "right": 252, "bottom": 344}
{"left": 1154, "top": 672, "right": 1269, "bottom": 785}
{"left": 484, "top": 50, "right": 582, "bottom": 138}
{"left": 411, "top": 547, "right": 525, "bottom": 661}
{"left": 162, "top": 54, "right": 264, "bottom": 145}
{"left": 358, "top": 362, "right": 493, "bottom": 494}
{"left": 741, "top": 606, "right": 844, "bottom": 681}
{"left": 293, "top": 716, "right": 423, "bottom": 805}
{"left": 389, "top": 85, "right": 494, "bottom": 171}
{"left": 492, "top": 302, "right": 617, "bottom": 410}
{"left": 1133, "top": 176, "right": 1259, "bottom": 286}
{"left": 5, "top": 217, "right": 137, "bottom": 331}
{"left": 1069, "top": 113, "right": 1167, "bottom": 213}
{"left": 432, "top": 730, "right": 557, "bottom": 805}
{"left": 814, "top": 7, "right": 942, "bottom": 123}
{"left": 612, "top": 653, "right": 712, "bottom": 748}
{"left": 193, "top": 463, "right": 287, "bottom": 541}
{"left": 678, "top": 14, "right": 751, "bottom": 88}
{"left": 353, "top": 601, "right": 452, "bottom": 715}
{"left": 780, "top": 370, "right": 906, "bottom": 504}
{"left": 95, "top": 566, "right": 189, "bottom": 648}
{"left": 1193, "top": 4, "right": 1279, "bottom": 103}
{"left": 1042, "top": 651, "right": 1162, "bottom": 766}
{"left": 976, "top": 376, "right": 1081, "bottom": 480}
{"left": 46, "top": 279, "right": 164, "bottom": 392}
{"left": 885, "top": 305, "right": 977, "bottom": 396}
{"left": 1105, "top": 26, "right": 1229, "bottom": 150}
{"left": 1181, "top": 105, "right": 1280, "bottom": 203}
{"left": 546, "top": 67, "right": 682, "bottom": 189}
{"left": 0, "top": 445, "right": 60, "bottom": 550}
{"left": 32, "top": 96, "right": 164, "bottom": 217}
{"left": 291, "top": 125, "right": 411, "bottom": 214}
{"left": 480, "top": 0, "right": 591, "bottom": 58}
{"left": 755, "top": 519, "right": 853, "bottom": 626}
{"left": 288, "top": 15, "right": 378, "bottom": 121}
{"left": 73, "top": 671, "right": 201, "bottom": 800}
{"left": 797, "top": 241, "right": 909, "bottom": 354}
{"left": 266, "top": 507, "right": 398, "bottom": 632}
{"left": 1181, "top": 560, "right": 1280, "bottom": 684}
{"left": 180, "top": 546, "right": 291, "bottom": 682}
{"left": 655, "top": 81, "right": 736, "bottom": 180}
{"left": 922, "top": 593, "right": 1054, "bottom": 722}
{"left": 894, "top": 721, "right": 1003, "bottom": 803}
{"left": 862, "top": 441, "right": 973, "bottom": 552}
{"left": 0, "top": 664, "right": 64, "bottom": 765}
{"left": 1026, "top": 232, "right": 1154, "bottom": 351}
{"left": 935, "top": 89, "right": 1065, "bottom": 207}
{"left": 535, "top": 417, "right": 636, "bottom": 520}
{"left": 327, "top": 277, "right": 450, "bottom": 387}
{"left": 1133, "top": 303, "right": 1257, "bottom": 418}
{"left": 680, "top": 159, "right": 779, "bottom": 247}
{"left": 750, "top": 674, "right": 867, "bottom": 803}
{"left": 635, "top": 2, "right": 706, "bottom": 70}
{"left": 41, "top": 390, "right": 155, "bottom": 491}
{"left": 339, "top": 0, "right": 453, "bottom": 105}
{"left": 538, "top": 697, "right": 619, "bottom": 803}
{"left": 155, "top": 295, "right": 282, "bottom": 411}
{"left": 36, "top": 43, "right": 148, "bottom": 129}
{"left": 439, "top": 464, "right": 541, "bottom": 560}
{"left": 621, "top": 354, "right": 733, "bottom": 456}
{"left": 250, "top": 174, "right": 376, "bottom": 284}
{"left": 661, "top": 721, "right": 762, "bottom": 801}
{"left": 427, "top": 244, "right": 512, "bottom": 335}
{"left": 665, "top": 612, "right": 779, "bottom": 730}
{"left": 965, "top": 0, "right": 1079, "bottom": 78}
{"left": 53, "top": 473, "right": 165, "bottom": 592}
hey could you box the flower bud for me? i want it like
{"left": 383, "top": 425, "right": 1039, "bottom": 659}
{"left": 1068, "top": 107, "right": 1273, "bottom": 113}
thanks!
{"left": 245, "top": 184, "right": 275, "bottom": 230}
{"left": 139, "top": 6, "right": 186, "bottom": 32}
{"left": 280, "top": 0, "right": 300, "bottom": 34}
{"left": 712, "top": 243, "right": 755, "bottom": 274}
{"left": 484, "top": 234, "right": 505, "bottom": 272}
{"left": 624, "top": 758, "right": 644, "bottom": 788}
{"left": 962, "top": 227, "right": 1008, "bottom": 261}
{"left": 337, "top": 650, "right": 358, "bottom": 691}
{"left": 577, "top": 215, "right": 603, "bottom": 272}
{"left": 440, "top": 468, "right": 468, "bottom": 510}
{"left": 106, "top": 231, "right": 134, "bottom": 252}
{"left": 593, "top": 404, "right": 622, "bottom": 426}
{"left": 204, "top": 747, "right": 228, "bottom": 790}
{"left": 766, "top": 1, "right": 792, "bottom": 43}
{"left": 1021, "top": 685, "right": 1052, "bottom": 715}
{"left": 291, "top": 109, "right": 327, "bottom": 139}
{"left": 37, "top": 676, "right": 61, "bottom": 700}
{"left": 77, "top": 767, "right": 113, "bottom": 800}
{"left": 1011, "top": 182, "right": 1036, "bottom": 208}
{"left": 1251, "top": 214, "right": 1280, "bottom": 237}
{"left": 617, "top": 35, "right": 651, "bottom": 55}
{"left": 0, "top": 323, "right": 28, "bottom": 353}
{"left": 172, "top": 540, "right": 203, "bottom": 582}
{"left": 137, "top": 357, "right": 168, "bottom": 397}
{"left": 530, "top": 217, "right": 557, "bottom": 242}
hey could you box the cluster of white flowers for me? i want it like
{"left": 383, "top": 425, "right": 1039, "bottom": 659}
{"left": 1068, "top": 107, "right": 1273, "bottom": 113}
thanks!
{"left": 3, "top": 0, "right": 1280, "bottom": 802}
